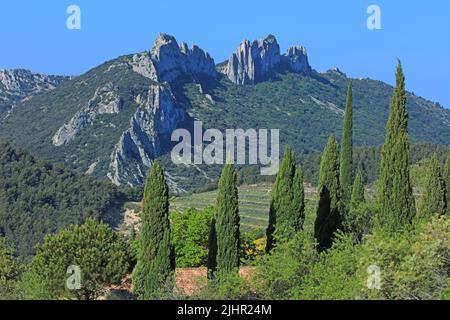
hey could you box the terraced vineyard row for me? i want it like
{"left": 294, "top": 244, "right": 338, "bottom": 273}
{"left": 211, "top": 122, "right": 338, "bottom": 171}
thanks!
{"left": 170, "top": 184, "right": 273, "bottom": 229}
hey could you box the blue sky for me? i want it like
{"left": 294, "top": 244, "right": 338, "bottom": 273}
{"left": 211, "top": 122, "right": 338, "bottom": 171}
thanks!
{"left": 1, "top": 0, "right": 449, "bottom": 107}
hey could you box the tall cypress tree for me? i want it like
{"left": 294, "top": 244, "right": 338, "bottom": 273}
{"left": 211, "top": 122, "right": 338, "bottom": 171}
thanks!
{"left": 266, "top": 146, "right": 296, "bottom": 251}
{"left": 340, "top": 81, "right": 354, "bottom": 207}
{"left": 314, "top": 135, "right": 342, "bottom": 251}
{"left": 420, "top": 154, "right": 446, "bottom": 218}
{"left": 216, "top": 163, "right": 240, "bottom": 275}
{"left": 292, "top": 165, "right": 306, "bottom": 231}
{"left": 350, "top": 169, "right": 365, "bottom": 209}
{"left": 377, "top": 61, "right": 416, "bottom": 230}
{"left": 443, "top": 150, "right": 450, "bottom": 213}
{"left": 206, "top": 218, "right": 217, "bottom": 279}
{"left": 132, "top": 161, "right": 175, "bottom": 299}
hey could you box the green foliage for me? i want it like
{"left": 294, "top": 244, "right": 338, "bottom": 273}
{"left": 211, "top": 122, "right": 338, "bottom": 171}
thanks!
{"left": 292, "top": 165, "right": 306, "bottom": 232}
{"left": 207, "top": 218, "right": 217, "bottom": 279}
{"left": 23, "top": 219, "right": 132, "bottom": 300}
{"left": 0, "top": 141, "right": 120, "bottom": 258}
{"left": 266, "top": 146, "right": 303, "bottom": 251}
{"left": 444, "top": 151, "right": 450, "bottom": 214}
{"left": 215, "top": 164, "right": 240, "bottom": 275}
{"left": 358, "top": 216, "right": 450, "bottom": 300}
{"left": 170, "top": 207, "right": 213, "bottom": 268}
{"left": 197, "top": 271, "right": 257, "bottom": 300}
{"left": 340, "top": 81, "right": 353, "bottom": 207}
{"left": 344, "top": 202, "right": 377, "bottom": 243}
{"left": 257, "top": 232, "right": 318, "bottom": 299}
{"left": 133, "top": 162, "right": 175, "bottom": 299}
{"left": 240, "top": 229, "right": 265, "bottom": 266}
{"left": 292, "top": 233, "right": 361, "bottom": 300}
{"left": 315, "top": 136, "right": 343, "bottom": 251}
{"left": 0, "top": 238, "right": 23, "bottom": 299}
{"left": 257, "top": 209, "right": 449, "bottom": 300}
{"left": 377, "top": 62, "right": 416, "bottom": 231}
{"left": 443, "top": 279, "right": 450, "bottom": 300}
{"left": 420, "top": 154, "right": 446, "bottom": 218}
{"left": 350, "top": 169, "right": 365, "bottom": 208}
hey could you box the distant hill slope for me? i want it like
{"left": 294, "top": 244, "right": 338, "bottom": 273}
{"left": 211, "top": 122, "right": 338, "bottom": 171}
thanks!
{"left": 0, "top": 34, "right": 449, "bottom": 193}
{"left": 0, "top": 141, "right": 120, "bottom": 258}
{"left": 0, "top": 69, "right": 68, "bottom": 119}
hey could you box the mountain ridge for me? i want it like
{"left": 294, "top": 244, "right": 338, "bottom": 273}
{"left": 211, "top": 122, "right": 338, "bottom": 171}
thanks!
{"left": 0, "top": 33, "right": 449, "bottom": 192}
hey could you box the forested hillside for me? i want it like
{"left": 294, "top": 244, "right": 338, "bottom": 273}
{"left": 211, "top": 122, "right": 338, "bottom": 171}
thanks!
{"left": 0, "top": 141, "right": 121, "bottom": 258}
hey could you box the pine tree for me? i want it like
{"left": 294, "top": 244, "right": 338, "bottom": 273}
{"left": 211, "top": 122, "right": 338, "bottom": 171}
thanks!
{"left": 443, "top": 150, "right": 450, "bottom": 213}
{"left": 420, "top": 154, "right": 446, "bottom": 218}
{"left": 292, "top": 165, "right": 306, "bottom": 231}
{"left": 377, "top": 61, "right": 416, "bottom": 230}
{"left": 215, "top": 163, "right": 240, "bottom": 275}
{"left": 206, "top": 218, "right": 217, "bottom": 279}
{"left": 340, "top": 81, "right": 354, "bottom": 208}
{"left": 266, "top": 146, "right": 296, "bottom": 251}
{"left": 132, "top": 161, "right": 175, "bottom": 299}
{"left": 314, "top": 135, "right": 342, "bottom": 251}
{"left": 351, "top": 169, "right": 365, "bottom": 209}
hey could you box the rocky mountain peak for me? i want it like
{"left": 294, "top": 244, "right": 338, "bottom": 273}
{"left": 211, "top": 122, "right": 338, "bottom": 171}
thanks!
{"left": 283, "top": 45, "right": 312, "bottom": 75}
{"left": 134, "top": 33, "right": 217, "bottom": 83}
{"left": 222, "top": 35, "right": 312, "bottom": 85}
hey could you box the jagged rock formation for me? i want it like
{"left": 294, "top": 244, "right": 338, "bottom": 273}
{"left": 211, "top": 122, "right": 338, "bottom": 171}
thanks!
{"left": 0, "top": 69, "right": 67, "bottom": 118}
{"left": 223, "top": 35, "right": 312, "bottom": 84}
{"left": 129, "top": 33, "right": 216, "bottom": 83}
{"left": 52, "top": 83, "right": 122, "bottom": 146}
{"left": 283, "top": 45, "right": 311, "bottom": 74}
{"left": 108, "top": 84, "right": 184, "bottom": 186}
{"left": 48, "top": 33, "right": 215, "bottom": 189}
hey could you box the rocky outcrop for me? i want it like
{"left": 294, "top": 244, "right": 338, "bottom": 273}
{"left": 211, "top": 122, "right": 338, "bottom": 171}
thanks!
{"left": 108, "top": 84, "right": 184, "bottom": 186}
{"left": 0, "top": 69, "right": 65, "bottom": 94}
{"left": 0, "top": 69, "right": 68, "bottom": 118}
{"left": 223, "top": 35, "right": 312, "bottom": 84}
{"left": 52, "top": 83, "right": 122, "bottom": 146}
{"left": 282, "top": 46, "right": 312, "bottom": 75}
{"left": 129, "top": 33, "right": 216, "bottom": 83}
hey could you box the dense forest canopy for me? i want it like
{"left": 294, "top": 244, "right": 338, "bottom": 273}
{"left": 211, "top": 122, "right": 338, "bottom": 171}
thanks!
{"left": 0, "top": 141, "right": 122, "bottom": 258}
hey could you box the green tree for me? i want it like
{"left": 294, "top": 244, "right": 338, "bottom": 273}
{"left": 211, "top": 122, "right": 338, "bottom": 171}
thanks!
{"left": 207, "top": 217, "right": 217, "bottom": 279}
{"left": 314, "top": 135, "right": 343, "bottom": 251}
{"left": 444, "top": 150, "right": 450, "bottom": 213}
{"left": 170, "top": 207, "right": 214, "bottom": 268}
{"left": 24, "top": 219, "right": 132, "bottom": 300}
{"left": 350, "top": 169, "right": 365, "bottom": 209}
{"left": 266, "top": 146, "right": 300, "bottom": 251}
{"left": 0, "top": 237, "right": 23, "bottom": 299}
{"left": 340, "top": 81, "right": 354, "bottom": 207}
{"left": 377, "top": 61, "right": 416, "bottom": 230}
{"left": 420, "top": 154, "right": 446, "bottom": 218}
{"left": 215, "top": 163, "right": 240, "bottom": 275}
{"left": 292, "top": 165, "right": 306, "bottom": 232}
{"left": 132, "top": 162, "right": 175, "bottom": 299}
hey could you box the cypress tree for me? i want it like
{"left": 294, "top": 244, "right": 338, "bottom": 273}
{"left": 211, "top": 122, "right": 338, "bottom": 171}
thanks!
{"left": 444, "top": 150, "right": 450, "bottom": 213}
{"left": 132, "top": 161, "right": 175, "bottom": 299}
{"left": 314, "top": 135, "right": 342, "bottom": 251}
{"left": 266, "top": 146, "right": 296, "bottom": 251}
{"left": 216, "top": 163, "right": 240, "bottom": 275}
{"left": 420, "top": 154, "right": 446, "bottom": 218}
{"left": 206, "top": 218, "right": 217, "bottom": 279}
{"left": 351, "top": 169, "right": 365, "bottom": 209}
{"left": 340, "top": 81, "right": 354, "bottom": 207}
{"left": 292, "top": 165, "right": 306, "bottom": 231}
{"left": 377, "top": 61, "right": 416, "bottom": 230}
